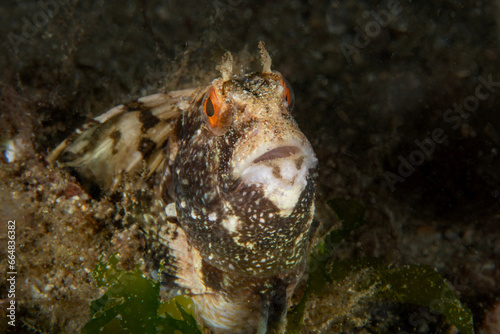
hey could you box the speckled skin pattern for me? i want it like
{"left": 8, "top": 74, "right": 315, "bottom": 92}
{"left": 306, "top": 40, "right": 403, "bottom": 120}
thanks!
{"left": 169, "top": 70, "right": 317, "bottom": 333}
{"left": 173, "top": 71, "right": 317, "bottom": 278}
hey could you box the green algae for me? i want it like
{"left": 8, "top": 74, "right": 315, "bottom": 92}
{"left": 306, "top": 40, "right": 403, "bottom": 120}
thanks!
{"left": 82, "top": 253, "right": 201, "bottom": 334}
{"left": 375, "top": 264, "right": 474, "bottom": 334}
{"left": 328, "top": 259, "right": 475, "bottom": 333}
{"left": 287, "top": 198, "right": 474, "bottom": 334}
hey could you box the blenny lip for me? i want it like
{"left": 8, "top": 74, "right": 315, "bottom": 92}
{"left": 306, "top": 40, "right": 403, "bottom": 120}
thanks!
{"left": 252, "top": 145, "right": 301, "bottom": 164}
{"left": 231, "top": 138, "right": 317, "bottom": 180}
{"left": 228, "top": 140, "right": 317, "bottom": 214}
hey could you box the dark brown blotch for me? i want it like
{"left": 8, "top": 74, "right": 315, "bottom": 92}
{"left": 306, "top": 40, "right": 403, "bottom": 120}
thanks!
{"left": 109, "top": 130, "right": 121, "bottom": 155}
{"left": 201, "top": 261, "right": 224, "bottom": 291}
{"left": 294, "top": 156, "right": 304, "bottom": 170}
{"left": 272, "top": 166, "right": 281, "bottom": 179}
{"left": 138, "top": 138, "right": 157, "bottom": 159}
{"left": 123, "top": 100, "right": 143, "bottom": 112}
{"left": 139, "top": 109, "right": 161, "bottom": 131}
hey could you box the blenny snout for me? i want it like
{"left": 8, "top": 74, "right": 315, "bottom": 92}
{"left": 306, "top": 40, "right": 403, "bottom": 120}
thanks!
{"left": 232, "top": 140, "right": 317, "bottom": 216}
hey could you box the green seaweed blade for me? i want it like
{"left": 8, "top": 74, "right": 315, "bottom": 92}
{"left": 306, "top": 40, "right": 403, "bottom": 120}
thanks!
{"left": 83, "top": 253, "right": 202, "bottom": 334}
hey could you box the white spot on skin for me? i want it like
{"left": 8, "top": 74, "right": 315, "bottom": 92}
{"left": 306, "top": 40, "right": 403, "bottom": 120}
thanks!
{"left": 208, "top": 212, "right": 217, "bottom": 221}
{"left": 165, "top": 203, "right": 177, "bottom": 217}
{"left": 245, "top": 241, "right": 255, "bottom": 250}
{"left": 3, "top": 140, "right": 16, "bottom": 163}
{"left": 180, "top": 200, "right": 186, "bottom": 208}
{"left": 221, "top": 216, "right": 240, "bottom": 233}
{"left": 178, "top": 100, "right": 190, "bottom": 111}
{"left": 234, "top": 238, "right": 256, "bottom": 250}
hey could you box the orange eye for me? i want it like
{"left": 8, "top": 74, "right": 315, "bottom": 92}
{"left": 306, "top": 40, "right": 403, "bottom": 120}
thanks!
{"left": 203, "top": 87, "right": 223, "bottom": 126}
{"left": 279, "top": 76, "right": 295, "bottom": 111}
{"left": 202, "top": 87, "right": 232, "bottom": 136}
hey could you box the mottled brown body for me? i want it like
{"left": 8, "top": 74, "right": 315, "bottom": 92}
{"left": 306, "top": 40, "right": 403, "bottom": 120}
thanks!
{"left": 173, "top": 71, "right": 316, "bottom": 278}
{"left": 48, "top": 44, "right": 317, "bottom": 333}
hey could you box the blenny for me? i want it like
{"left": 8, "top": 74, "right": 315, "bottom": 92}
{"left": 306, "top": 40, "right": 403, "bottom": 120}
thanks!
{"left": 48, "top": 42, "right": 317, "bottom": 334}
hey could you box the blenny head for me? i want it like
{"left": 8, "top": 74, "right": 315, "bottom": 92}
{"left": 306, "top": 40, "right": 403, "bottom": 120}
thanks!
{"left": 173, "top": 43, "right": 317, "bottom": 278}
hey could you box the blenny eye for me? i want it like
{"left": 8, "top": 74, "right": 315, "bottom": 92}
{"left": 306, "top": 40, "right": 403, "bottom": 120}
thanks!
{"left": 202, "top": 86, "right": 233, "bottom": 136}
{"left": 205, "top": 97, "right": 215, "bottom": 117}
{"left": 279, "top": 76, "right": 295, "bottom": 111}
{"left": 203, "top": 87, "right": 222, "bottom": 122}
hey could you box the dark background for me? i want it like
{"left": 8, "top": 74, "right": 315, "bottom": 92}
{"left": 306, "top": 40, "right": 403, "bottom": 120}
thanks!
{"left": 1, "top": 0, "right": 499, "bottom": 332}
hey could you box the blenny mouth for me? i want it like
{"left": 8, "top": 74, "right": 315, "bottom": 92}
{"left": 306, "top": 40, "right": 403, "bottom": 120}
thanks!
{"left": 230, "top": 141, "right": 317, "bottom": 215}
{"left": 252, "top": 146, "right": 301, "bottom": 164}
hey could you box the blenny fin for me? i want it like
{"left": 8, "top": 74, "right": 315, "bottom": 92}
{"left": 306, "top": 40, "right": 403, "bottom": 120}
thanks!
{"left": 217, "top": 51, "right": 233, "bottom": 81}
{"left": 140, "top": 209, "right": 208, "bottom": 295}
{"left": 48, "top": 88, "right": 199, "bottom": 191}
{"left": 258, "top": 41, "right": 272, "bottom": 73}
